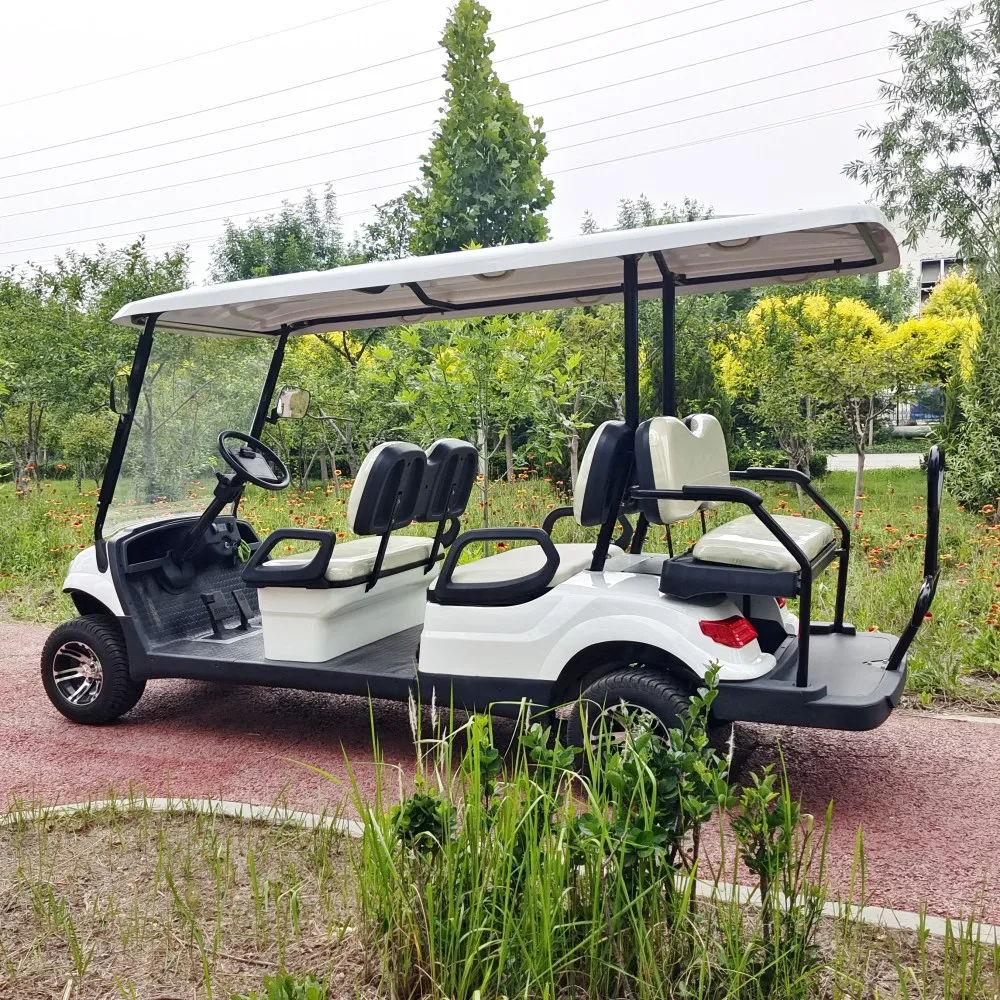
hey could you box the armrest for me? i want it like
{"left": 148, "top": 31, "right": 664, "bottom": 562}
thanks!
{"left": 631, "top": 484, "right": 764, "bottom": 506}
{"left": 541, "top": 505, "right": 574, "bottom": 535}
{"left": 734, "top": 466, "right": 811, "bottom": 485}
{"left": 432, "top": 527, "right": 559, "bottom": 607}
{"left": 241, "top": 528, "right": 335, "bottom": 587}
{"left": 542, "top": 505, "right": 634, "bottom": 551}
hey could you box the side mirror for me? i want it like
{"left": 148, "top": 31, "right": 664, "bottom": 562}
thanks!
{"left": 109, "top": 374, "right": 131, "bottom": 416}
{"left": 275, "top": 387, "right": 310, "bottom": 419}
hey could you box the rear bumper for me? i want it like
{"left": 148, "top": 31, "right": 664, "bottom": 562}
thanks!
{"left": 713, "top": 630, "right": 907, "bottom": 731}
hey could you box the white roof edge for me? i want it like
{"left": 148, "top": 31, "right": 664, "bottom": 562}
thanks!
{"left": 112, "top": 205, "right": 899, "bottom": 335}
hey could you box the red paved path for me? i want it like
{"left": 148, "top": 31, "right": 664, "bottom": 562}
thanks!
{"left": 3, "top": 622, "right": 997, "bottom": 922}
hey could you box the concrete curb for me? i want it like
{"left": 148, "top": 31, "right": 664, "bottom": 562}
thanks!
{"left": 3, "top": 795, "right": 997, "bottom": 945}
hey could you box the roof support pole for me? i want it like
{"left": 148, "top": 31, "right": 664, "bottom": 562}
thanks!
{"left": 662, "top": 272, "right": 676, "bottom": 417}
{"left": 622, "top": 255, "right": 640, "bottom": 429}
{"left": 251, "top": 330, "right": 290, "bottom": 437}
{"left": 94, "top": 313, "right": 159, "bottom": 565}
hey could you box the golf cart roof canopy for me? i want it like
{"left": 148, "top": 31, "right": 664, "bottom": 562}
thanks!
{"left": 112, "top": 205, "right": 898, "bottom": 337}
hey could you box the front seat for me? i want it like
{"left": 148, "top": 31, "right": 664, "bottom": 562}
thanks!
{"left": 432, "top": 421, "right": 634, "bottom": 604}
{"left": 247, "top": 440, "right": 443, "bottom": 661}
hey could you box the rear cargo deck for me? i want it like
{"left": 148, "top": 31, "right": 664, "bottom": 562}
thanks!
{"left": 713, "top": 629, "right": 907, "bottom": 730}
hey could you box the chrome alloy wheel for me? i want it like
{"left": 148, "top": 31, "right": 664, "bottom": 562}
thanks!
{"left": 51, "top": 640, "right": 104, "bottom": 707}
{"left": 588, "top": 699, "right": 669, "bottom": 748}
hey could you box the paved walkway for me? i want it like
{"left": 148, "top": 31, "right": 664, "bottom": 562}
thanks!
{"left": 3, "top": 622, "right": 997, "bottom": 922}
{"left": 826, "top": 452, "right": 923, "bottom": 471}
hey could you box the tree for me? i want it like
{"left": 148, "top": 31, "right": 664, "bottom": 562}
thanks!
{"left": 543, "top": 307, "right": 630, "bottom": 489}
{"left": 794, "top": 296, "right": 924, "bottom": 527}
{"left": 758, "top": 269, "right": 916, "bottom": 324}
{"left": 392, "top": 316, "right": 560, "bottom": 526}
{"left": 844, "top": 3, "right": 1000, "bottom": 278}
{"left": 60, "top": 412, "right": 116, "bottom": 490}
{"left": 719, "top": 294, "right": 935, "bottom": 526}
{"left": 577, "top": 194, "right": 731, "bottom": 432}
{"left": 581, "top": 195, "right": 714, "bottom": 233}
{"left": 893, "top": 273, "right": 981, "bottom": 382}
{"left": 947, "top": 284, "right": 1000, "bottom": 520}
{"left": 348, "top": 195, "right": 414, "bottom": 262}
{"left": 0, "top": 240, "right": 189, "bottom": 490}
{"left": 716, "top": 298, "right": 819, "bottom": 479}
{"left": 407, "top": 0, "right": 553, "bottom": 254}
{"left": 211, "top": 187, "right": 344, "bottom": 281}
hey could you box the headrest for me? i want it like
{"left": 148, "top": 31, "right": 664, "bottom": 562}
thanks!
{"left": 347, "top": 441, "right": 427, "bottom": 535}
{"left": 414, "top": 438, "right": 478, "bottom": 523}
{"left": 573, "top": 420, "right": 633, "bottom": 527}
{"left": 634, "top": 414, "right": 730, "bottom": 525}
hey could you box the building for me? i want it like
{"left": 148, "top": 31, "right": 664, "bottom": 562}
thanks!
{"left": 895, "top": 230, "right": 964, "bottom": 310}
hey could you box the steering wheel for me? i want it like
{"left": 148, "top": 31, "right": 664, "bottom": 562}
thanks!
{"left": 218, "top": 430, "right": 290, "bottom": 491}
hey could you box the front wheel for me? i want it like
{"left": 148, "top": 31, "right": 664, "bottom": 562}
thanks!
{"left": 41, "top": 615, "right": 146, "bottom": 724}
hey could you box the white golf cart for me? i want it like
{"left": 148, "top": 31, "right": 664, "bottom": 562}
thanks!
{"left": 41, "top": 206, "right": 943, "bottom": 738}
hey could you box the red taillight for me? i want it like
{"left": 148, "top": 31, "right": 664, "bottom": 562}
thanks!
{"left": 777, "top": 597, "right": 787, "bottom": 609}
{"left": 699, "top": 615, "right": 758, "bottom": 648}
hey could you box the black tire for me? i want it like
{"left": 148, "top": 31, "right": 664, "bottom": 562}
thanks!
{"left": 41, "top": 615, "right": 146, "bottom": 725}
{"left": 565, "top": 667, "right": 692, "bottom": 756}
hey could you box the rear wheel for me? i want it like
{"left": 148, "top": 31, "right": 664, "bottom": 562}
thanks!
{"left": 41, "top": 615, "right": 146, "bottom": 724}
{"left": 566, "top": 667, "right": 733, "bottom": 760}
{"left": 566, "top": 667, "right": 691, "bottom": 755}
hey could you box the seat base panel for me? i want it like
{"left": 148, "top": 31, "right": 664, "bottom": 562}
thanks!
{"left": 659, "top": 545, "right": 837, "bottom": 600}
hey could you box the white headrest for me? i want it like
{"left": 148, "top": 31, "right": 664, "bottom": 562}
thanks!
{"left": 635, "top": 414, "right": 730, "bottom": 525}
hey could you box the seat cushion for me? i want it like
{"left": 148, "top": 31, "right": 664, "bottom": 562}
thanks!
{"left": 443, "top": 542, "right": 624, "bottom": 589}
{"left": 692, "top": 514, "right": 835, "bottom": 572}
{"left": 267, "top": 534, "right": 434, "bottom": 583}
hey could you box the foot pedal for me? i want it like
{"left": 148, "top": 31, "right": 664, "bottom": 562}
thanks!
{"left": 200, "top": 591, "right": 227, "bottom": 638}
{"left": 231, "top": 590, "right": 254, "bottom": 631}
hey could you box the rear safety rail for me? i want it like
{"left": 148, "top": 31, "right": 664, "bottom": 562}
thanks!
{"left": 886, "top": 445, "right": 944, "bottom": 671}
{"left": 731, "top": 465, "right": 852, "bottom": 630}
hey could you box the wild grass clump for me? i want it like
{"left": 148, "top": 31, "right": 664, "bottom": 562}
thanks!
{"left": 349, "top": 675, "right": 833, "bottom": 1000}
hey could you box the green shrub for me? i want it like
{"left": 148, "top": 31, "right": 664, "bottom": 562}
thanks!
{"left": 349, "top": 674, "right": 830, "bottom": 1000}
{"left": 946, "top": 288, "right": 1000, "bottom": 516}
{"left": 232, "top": 972, "right": 327, "bottom": 1000}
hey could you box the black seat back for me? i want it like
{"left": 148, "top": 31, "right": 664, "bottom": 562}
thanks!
{"left": 573, "top": 420, "right": 634, "bottom": 527}
{"left": 347, "top": 441, "right": 427, "bottom": 535}
{"left": 414, "top": 438, "right": 478, "bottom": 523}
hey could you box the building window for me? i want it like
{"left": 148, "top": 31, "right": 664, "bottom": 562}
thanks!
{"left": 919, "top": 257, "right": 964, "bottom": 306}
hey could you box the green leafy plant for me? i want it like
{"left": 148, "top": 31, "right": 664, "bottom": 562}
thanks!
{"left": 232, "top": 971, "right": 327, "bottom": 1000}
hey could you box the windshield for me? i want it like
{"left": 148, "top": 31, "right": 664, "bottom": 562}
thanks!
{"left": 104, "top": 331, "right": 274, "bottom": 536}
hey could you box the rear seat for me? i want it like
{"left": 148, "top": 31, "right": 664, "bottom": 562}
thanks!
{"left": 633, "top": 414, "right": 836, "bottom": 597}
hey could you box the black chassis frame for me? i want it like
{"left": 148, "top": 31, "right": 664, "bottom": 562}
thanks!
{"left": 89, "top": 223, "right": 941, "bottom": 707}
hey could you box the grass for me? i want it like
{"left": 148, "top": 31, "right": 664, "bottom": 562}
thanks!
{"left": 1, "top": 467, "right": 998, "bottom": 708}
{"left": 0, "top": 794, "right": 362, "bottom": 999}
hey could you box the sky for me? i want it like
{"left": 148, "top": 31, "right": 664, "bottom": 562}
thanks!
{"left": 0, "top": 0, "right": 958, "bottom": 281}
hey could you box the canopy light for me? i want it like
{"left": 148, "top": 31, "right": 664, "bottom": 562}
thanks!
{"left": 699, "top": 615, "right": 758, "bottom": 649}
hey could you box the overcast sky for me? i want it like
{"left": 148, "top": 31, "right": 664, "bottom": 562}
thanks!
{"left": 0, "top": 0, "right": 955, "bottom": 280}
